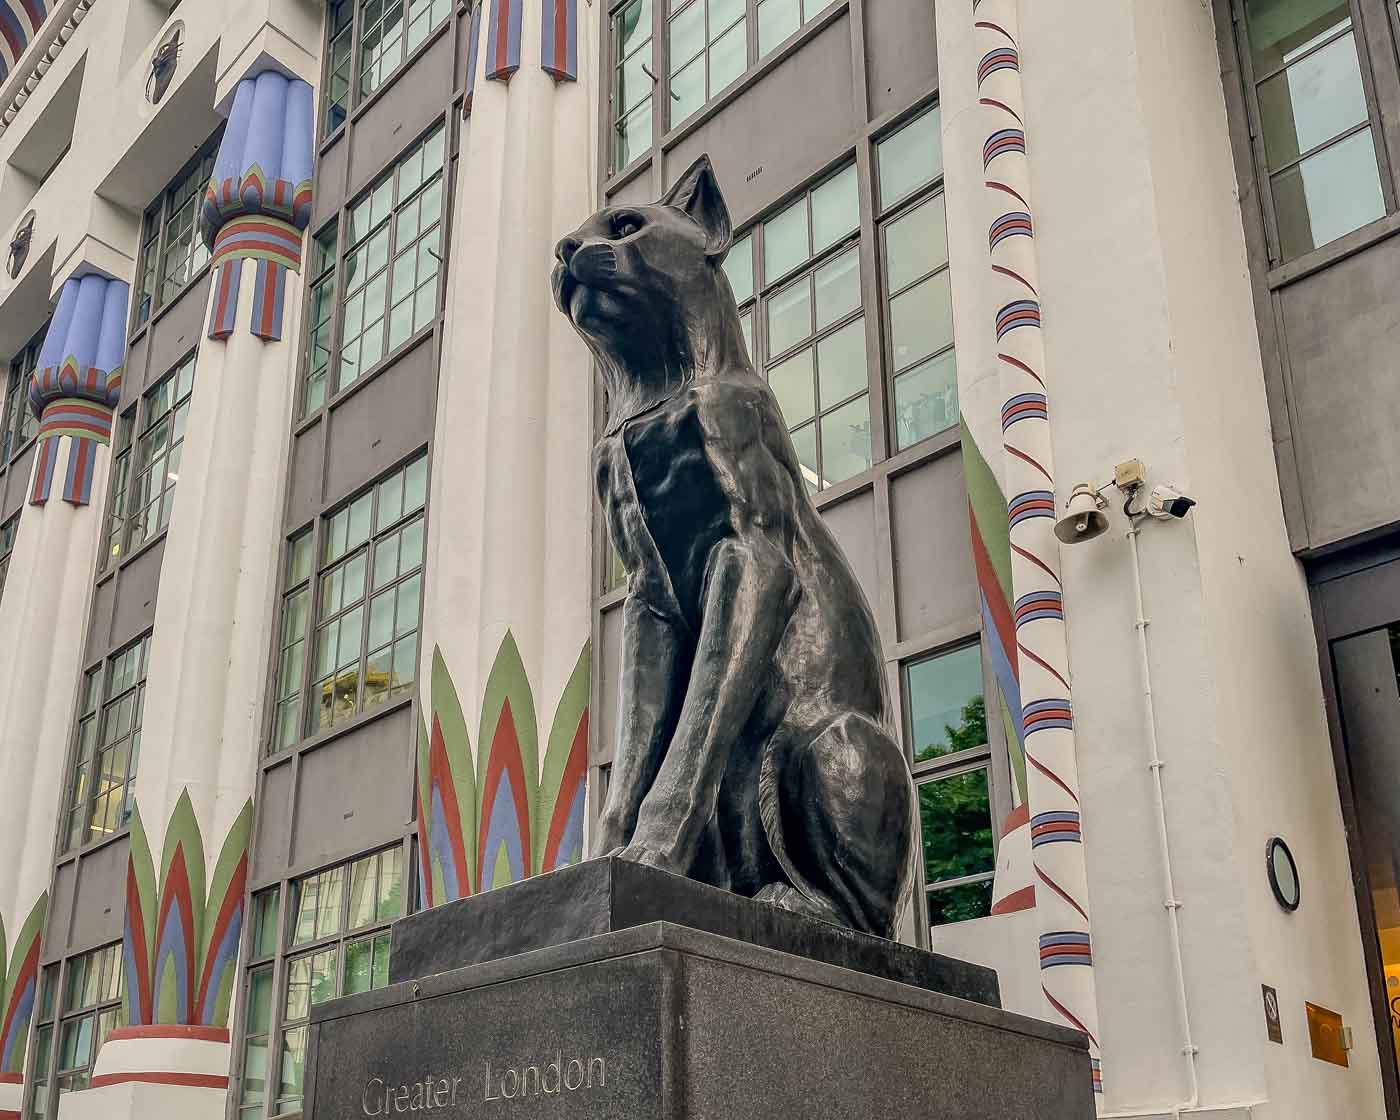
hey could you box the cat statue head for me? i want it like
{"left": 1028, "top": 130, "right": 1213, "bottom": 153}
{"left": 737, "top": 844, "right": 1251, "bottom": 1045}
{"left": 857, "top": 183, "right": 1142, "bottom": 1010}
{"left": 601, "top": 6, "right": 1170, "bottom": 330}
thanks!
{"left": 552, "top": 155, "right": 751, "bottom": 430}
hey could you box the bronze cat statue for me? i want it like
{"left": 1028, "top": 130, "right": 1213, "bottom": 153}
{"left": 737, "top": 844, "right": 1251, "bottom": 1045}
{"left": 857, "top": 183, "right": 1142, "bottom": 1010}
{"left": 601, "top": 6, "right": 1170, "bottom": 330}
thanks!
{"left": 552, "top": 155, "right": 914, "bottom": 937}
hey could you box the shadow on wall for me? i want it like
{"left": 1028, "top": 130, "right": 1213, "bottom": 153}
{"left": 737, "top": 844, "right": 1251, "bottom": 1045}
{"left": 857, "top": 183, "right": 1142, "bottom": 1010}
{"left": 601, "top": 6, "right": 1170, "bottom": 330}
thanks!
{"left": 417, "top": 635, "right": 590, "bottom": 909}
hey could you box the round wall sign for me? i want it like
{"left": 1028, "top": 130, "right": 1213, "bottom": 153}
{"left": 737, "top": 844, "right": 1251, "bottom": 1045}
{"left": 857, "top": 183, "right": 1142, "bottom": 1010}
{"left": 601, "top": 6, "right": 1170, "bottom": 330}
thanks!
{"left": 1266, "top": 837, "right": 1301, "bottom": 912}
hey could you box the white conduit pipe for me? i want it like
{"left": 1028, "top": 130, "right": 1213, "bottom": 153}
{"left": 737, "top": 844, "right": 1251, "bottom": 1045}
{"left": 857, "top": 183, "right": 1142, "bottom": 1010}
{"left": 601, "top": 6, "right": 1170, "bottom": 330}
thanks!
{"left": 1099, "top": 525, "right": 1200, "bottom": 1120}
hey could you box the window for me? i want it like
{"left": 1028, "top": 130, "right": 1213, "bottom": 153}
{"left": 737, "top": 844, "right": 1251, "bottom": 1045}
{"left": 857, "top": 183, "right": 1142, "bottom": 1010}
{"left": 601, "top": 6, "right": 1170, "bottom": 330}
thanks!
{"left": 323, "top": 0, "right": 452, "bottom": 133}
{"left": 302, "top": 223, "right": 338, "bottom": 415}
{"left": 876, "top": 108, "right": 956, "bottom": 451}
{"left": 24, "top": 943, "right": 125, "bottom": 1116}
{"left": 103, "top": 354, "right": 195, "bottom": 565}
{"left": 236, "top": 848, "right": 404, "bottom": 1118}
{"left": 612, "top": 0, "right": 653, "bottom": 168}
{"left": 905, "top": 643, "right": 996, "bottom": 927}
{"left": 668, "top": 0, "right": 746, "bottom": 125}
{"left": 61, "top": 634, "right": 151, "bottom": 852}
{"left": 272, "top": 455, "right": 426, "bottom": 749}
{"left": 723, "top": 164, "right": 871, "bottom": 491}
{"left": 25, "top": 964, "right": 57, "bottom": 1117}
{"left": 332, "top": 124, "right": 446, "bottom": 396}
{"left": 1241, "top": 0, "right": 1386, "bottom": 260}
{"left": 132, "top": 136, "right": 220, "bottom": 329}
{"left": 0, "top": 512, "right": 16, "bottom": 599}
{"left": 1, "top": 327, "right": 42, "bottom": 462}
{"left": 616, "top": 0, "right": 833, "bottom": 141}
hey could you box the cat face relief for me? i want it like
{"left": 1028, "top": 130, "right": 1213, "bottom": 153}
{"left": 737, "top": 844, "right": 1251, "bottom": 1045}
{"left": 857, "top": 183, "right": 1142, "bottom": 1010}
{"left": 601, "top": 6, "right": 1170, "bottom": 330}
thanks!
{"left": 552, "top": 156, "right": 735, "bottom": 350}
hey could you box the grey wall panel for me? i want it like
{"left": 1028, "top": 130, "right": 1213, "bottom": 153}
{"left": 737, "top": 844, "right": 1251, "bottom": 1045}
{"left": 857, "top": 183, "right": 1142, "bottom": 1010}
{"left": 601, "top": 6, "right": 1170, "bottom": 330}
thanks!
{"left": 291, "top": 707, "right": 415, "bottom": 872}
{"left": 68, "top": 837, "right": 128, "bottom": 952}
{"left": 85, "top": 577, "right": 116, "bottom": 666}
{"left": 819, "top": 488, "right": 879, "bottom": 608}
{"left": 109, "top": 538, "right": 163, "bottom": 651}
{"left": 593, "top": 601, "right": 624, "bottom": 766}
{"left": 145, "top": 272, "right": 210, "bottom": 387}
{"left": 43, "top": 860, "right": 74, "bottom": 962}
{"left": 664, "top": 14, "right": 856, "bottom": 223}
{"left": 324, "top": 339, "right": 435, "bottom": 509}
{"left": 348, "top": 31, "right": 453, "bottom": 196}
{"left": 287, "top": 418, "right": 326, "bottom": 531}
{"left": 315, "top": 132, "right": 349, "bottom": 230}
{"left": 1280, "top": 237, "right": 1400, "bottom": 547}
{"left": 605, "top": 168, "right": 658, "bottom": 208}
{"left": 864, "top": 0, "right": 936, "bottom": 122}
{"left": 889, "top": 452, "right": 976, "bottom": 643}
{"left": 1, "top": 445, "right": 31, "bottom": 520}
{"left": 254, "top": 760, "right": 296, "bottom": 883}
{"left": 122, "top": 333, "right": 149, "bottom": 410}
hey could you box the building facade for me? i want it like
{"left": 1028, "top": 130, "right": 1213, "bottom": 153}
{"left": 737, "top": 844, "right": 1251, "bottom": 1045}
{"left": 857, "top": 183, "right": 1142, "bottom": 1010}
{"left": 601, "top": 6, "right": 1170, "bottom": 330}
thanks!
{"left": 0, "top": 0, "right": 1395, "bottom": 1117}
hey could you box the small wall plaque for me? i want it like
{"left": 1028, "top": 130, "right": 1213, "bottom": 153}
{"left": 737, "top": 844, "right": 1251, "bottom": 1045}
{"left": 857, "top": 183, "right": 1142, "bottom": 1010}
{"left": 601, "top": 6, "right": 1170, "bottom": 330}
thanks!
{"left": 1306, "top": 1001, "right": 1349, "bottom": 1067}
{"left": 1262, "top": 985, "right": 1283, "bottom": 1044}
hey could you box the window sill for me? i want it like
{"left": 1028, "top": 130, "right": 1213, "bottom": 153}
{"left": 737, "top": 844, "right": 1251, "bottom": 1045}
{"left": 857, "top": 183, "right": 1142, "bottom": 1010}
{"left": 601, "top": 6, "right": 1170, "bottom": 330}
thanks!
{"left": 53, "top": 823, "right": 132, "bottom": 870}
{"left": 261, "top": 691, "right": 415, "bottom": 773}
{"left": 297, "top": 321, "right": 436, "bottom": 436}
{"left": 127, "top": 259, "right": 215, "bottom": 348}
{"left": 1266, "top": 209, "right": 1400, "bottom": 290}
{"left": 101, "top": 523, "right": 170, "bottom": 585}
{"left": 1, "top": 433, "right": 37, "bottom": 473}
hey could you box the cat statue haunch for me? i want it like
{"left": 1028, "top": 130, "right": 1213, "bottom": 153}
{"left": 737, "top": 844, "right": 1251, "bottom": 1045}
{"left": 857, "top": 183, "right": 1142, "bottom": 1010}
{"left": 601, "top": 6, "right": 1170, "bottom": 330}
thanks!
{"left": 552, "top": 154, "right": 914, "bottom": 938}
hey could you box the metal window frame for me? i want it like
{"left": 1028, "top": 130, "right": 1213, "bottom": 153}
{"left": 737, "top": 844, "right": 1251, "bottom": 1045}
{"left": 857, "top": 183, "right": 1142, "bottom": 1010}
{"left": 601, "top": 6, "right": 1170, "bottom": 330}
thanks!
{"left": 125, "top": 354, "right": 196, "bottom": 556}
{"left": 130, "top": 130, "right": 225, "bottom": 336}
{"left": 1, "top": 324, "right": 45, "bottom": 465}
{"left": 1229, "top": 0, "right": 1398, "bottom": 265}
{"left": 57, "top": 631, "right": 152, "bottom": 857}
{"left": 24, "top": 941, "right": 124, "bottom": 1118}
{"left": 229, "top": 842, "right": 410, "bottom": 1120}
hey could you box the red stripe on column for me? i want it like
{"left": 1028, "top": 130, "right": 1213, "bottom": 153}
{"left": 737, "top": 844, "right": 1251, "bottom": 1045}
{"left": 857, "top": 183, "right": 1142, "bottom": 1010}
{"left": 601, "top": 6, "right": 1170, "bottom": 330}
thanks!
{"left": 90, "top": 1072, "right": 229, "bottom": 1091}
{"left": 107, "top": 1026, "right": 231, "bottom": 1044}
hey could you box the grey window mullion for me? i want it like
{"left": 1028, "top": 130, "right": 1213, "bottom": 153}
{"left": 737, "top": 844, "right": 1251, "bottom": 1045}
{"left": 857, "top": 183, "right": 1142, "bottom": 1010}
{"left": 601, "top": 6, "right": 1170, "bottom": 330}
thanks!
{"left": 853, "top": 137, "right": 887, "bottom": 467}
{"left": 299, "top": 521, "right": 327, "bottom": 740}
{"left": 1232, "top": 0, "right": 1287, "bottom": 265}
{"left": 1264, "top": 117, "right": 1376, "bottom": 178}
{"left": 1349, "top": 0, "right": 1400, "bottom": 211}
{"left": 1247, "top": 21, "right": 1357, "bottom": 84}
{"left": 327, "top": 216, "right": 349, "bottom": 405}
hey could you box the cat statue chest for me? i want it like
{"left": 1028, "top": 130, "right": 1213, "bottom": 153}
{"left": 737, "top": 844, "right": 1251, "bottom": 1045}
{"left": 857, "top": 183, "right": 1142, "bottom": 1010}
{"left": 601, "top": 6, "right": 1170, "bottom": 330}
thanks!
{"left": 595, "top": 381, "right": 755, "bottom": 634}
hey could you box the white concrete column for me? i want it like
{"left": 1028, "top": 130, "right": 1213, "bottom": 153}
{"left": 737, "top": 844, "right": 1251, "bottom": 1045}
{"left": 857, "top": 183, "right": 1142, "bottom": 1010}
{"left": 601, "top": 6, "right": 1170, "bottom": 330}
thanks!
{"left": 416, "top": 0, "right": 597, "bottom": 905}
{"left": 0, "top": 269, "right": 129, "bottom": 1119}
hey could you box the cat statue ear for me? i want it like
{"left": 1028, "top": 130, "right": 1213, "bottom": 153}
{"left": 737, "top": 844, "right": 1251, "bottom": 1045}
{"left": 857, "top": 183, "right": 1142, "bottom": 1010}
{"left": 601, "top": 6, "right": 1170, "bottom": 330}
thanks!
{"left": 660, "top": 154, "right": 733, "bottom": 260}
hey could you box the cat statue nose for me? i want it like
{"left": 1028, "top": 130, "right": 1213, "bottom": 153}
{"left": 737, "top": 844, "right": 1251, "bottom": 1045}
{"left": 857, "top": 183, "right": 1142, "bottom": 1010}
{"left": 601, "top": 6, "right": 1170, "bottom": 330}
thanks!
{"left": 555, "top": 235, "right": 582, "bottom": 265}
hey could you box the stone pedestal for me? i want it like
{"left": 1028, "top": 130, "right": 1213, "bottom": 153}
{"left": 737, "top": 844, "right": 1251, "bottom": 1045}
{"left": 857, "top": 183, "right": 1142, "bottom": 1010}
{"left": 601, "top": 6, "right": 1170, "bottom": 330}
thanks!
{"left": 305, "top": 860, "right": 1095, "bottom": 1119}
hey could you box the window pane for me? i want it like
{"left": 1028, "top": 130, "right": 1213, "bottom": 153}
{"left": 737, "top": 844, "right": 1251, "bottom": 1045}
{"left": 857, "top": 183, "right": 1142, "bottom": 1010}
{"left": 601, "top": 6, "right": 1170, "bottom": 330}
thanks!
{"left": 348, "top": 854, "right": 379, "bottom": 930}
{"left": 816, "top": 318, "right": 866, "bottom": 406}
{"left": 878, "top": 108, "right": 943, "bottom": 208}
{"left": 252, "top": 888, "right": 281, "bottom": 957}
{"left": 894, "top": 350, "right": 958, "bottom": 450}
{"left": 1247, "top": 0, "right": 1350, "bottom": 75}
{"left": 763, "top": 196, "right": 809, "bottom": 279}
{"left": 908, "top": 644, "right": 984, "bottom": 761}
{"left": 926, "top": 879, "right": 994, "bottom": 927}
{"left": 617, "top": 99, "right": 653, "bottom": 167}
{"left": 1256, "top": 32, "right": 1367, "bottom": 167}
{"left": 277, "top": 1024, "right": 308, "bottom": 1110}
{"left": 767, "top": 348, "right": 815, "bottom": 426}
{"left": 1272, "top": 127, "right": 1384, "bottom": 258}
{"left": 711, "top": 18, "right": 746, "bottom": 91}
{"left": 246, "top": 967, "right": 274, "bottom": 1035}
{"left": 618, "top": 0, "right": 651, "bottom": 57}
{"left": 885, "top": 194, "right": 948, "bottom": 293}
{"left": 818, "top": 395, "right": 871, "bottom": 485}
{"left": 669, "top": 0, "right": 704, "bottom": 70}
{"left": 757, "top": 0, "right": 800, "bottom": 57}
{"left": 811, "top": 165, "right": 858, "bottom": 255}
{"left": 889, "top": 271, "right": 953, "bottom": 373}
{"left": 767, "top": 277, "right": 812, "bottom": 357}
{"left": 813, "top": 248, "right": 860, "bottom": 329}
{"left": 919, "top": 768, "right": 995, "bottom": 887}
{"left": 790, "top": 422, "right": 818, "bottom": 494}
{"left": 670, "top": 56, "right": 705, "bottom": 124}
{"left": 722, "top": 234, "right": 754, "bottom": 304}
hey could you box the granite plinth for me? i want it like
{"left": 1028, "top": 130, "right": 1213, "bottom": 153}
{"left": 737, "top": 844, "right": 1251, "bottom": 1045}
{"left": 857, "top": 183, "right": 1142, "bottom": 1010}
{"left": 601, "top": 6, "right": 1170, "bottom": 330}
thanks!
{"left": 306, "top": 920, "right": 1094, "bottom": 1120}
{"left": 389, "top": 857, "right": 999, "bottom": 1007}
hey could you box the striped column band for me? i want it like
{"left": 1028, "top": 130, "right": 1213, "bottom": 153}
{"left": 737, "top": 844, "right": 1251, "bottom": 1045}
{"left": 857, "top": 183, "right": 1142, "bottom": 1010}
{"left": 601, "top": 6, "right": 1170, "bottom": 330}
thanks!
{"left": 973, "top": 0, "right": 1103, "bottom": 1095}
{"left": 206, "top": 214, "right": 303, "bottom": 342}
{"left": 30, "top": 395, "right": 114, "bottom": 506}
{"left": 541, "top": 0, "right": 578, "bottom": 81}
{"left": 486, "top": 0, "right": 523, "bottom": 81}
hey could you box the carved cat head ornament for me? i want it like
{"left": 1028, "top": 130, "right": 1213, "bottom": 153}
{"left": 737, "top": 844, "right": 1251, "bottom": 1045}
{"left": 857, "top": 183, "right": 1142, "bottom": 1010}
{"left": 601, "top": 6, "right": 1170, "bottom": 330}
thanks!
{"left": 553, "top": 155, "right": 750, "bottom": 430}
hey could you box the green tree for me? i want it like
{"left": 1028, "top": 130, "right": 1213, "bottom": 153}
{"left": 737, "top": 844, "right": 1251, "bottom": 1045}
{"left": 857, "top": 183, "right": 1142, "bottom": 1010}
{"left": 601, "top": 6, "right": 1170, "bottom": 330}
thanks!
{"left": 917, "top": 696, "right": 995, "bottom": 925}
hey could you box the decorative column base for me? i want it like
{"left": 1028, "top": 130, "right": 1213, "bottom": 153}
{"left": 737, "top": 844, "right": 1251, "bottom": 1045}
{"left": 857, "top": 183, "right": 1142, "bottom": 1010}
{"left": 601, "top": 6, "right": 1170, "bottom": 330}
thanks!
{"left": 59, "top": 1028, "right": 231, "bottom": 1120}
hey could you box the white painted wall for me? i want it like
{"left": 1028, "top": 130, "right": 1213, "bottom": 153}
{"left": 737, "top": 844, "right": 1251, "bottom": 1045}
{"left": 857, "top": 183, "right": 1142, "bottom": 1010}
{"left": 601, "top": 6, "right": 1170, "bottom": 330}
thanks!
{"left": 934, "top": 0, "right": 1387, "bottom": 1115}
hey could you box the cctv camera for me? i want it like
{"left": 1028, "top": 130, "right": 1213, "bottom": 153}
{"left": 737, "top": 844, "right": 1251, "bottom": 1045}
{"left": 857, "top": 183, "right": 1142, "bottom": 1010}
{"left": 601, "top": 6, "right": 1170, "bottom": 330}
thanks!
{"left": 1147, "top": 484, "right": 1196, "bottom": 520}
